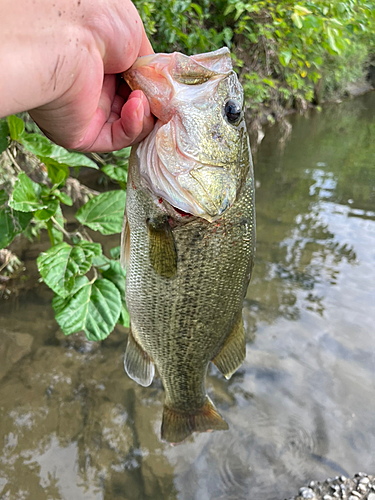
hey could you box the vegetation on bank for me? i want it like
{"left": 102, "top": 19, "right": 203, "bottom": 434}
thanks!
{"left": 136, "top": 0, "right": 375, "bottom": 122}
{"left": 1, "top": 1, "right": 374, "bottom": 340}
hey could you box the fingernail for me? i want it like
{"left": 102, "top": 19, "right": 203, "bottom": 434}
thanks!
{"left": 136, "top": 99, "right": 144, "bottom": 122}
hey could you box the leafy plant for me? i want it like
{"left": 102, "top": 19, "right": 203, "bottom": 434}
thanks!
{"left": 0, "top": 115, "right": 130, "bottom": 340}
{"left": 135, "top": 0, "right": 375, "bottom": 119}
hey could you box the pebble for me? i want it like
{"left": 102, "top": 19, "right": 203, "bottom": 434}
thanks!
{"left": 359, "top": 478, "right": 370, "bottom": 485}
{"left": 323, "top": 496, "right": 333, "bottom": 500}
{"left": 368, "top": 494, "right": 375, "bottom": 500}
{"left": 300, "top": 487, "right": 315, "bottom": 499}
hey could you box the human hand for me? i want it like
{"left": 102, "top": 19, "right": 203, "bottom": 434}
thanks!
{"left": 0, "top": 0, "right": 155, "bottom": 152}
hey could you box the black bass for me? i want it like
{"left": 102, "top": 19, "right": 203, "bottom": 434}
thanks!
{"left": 121, "top": 48, "right": 255, "bottom": 443}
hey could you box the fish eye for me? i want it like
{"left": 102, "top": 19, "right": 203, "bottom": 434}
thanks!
{"left": 224, "top": 99, "right": 242, "bottom": 125}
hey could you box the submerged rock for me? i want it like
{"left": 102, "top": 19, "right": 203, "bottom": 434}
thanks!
{"left": 287, "top": 473, "right": 375, "bottom": 500}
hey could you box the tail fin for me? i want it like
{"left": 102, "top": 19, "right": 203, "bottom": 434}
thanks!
{"left": 161, "top": 397, "right": 228, "bottom": 443}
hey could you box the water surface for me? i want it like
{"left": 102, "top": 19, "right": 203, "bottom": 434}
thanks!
{"left": 0, "top": 92, "right": 374, "bottom": 500}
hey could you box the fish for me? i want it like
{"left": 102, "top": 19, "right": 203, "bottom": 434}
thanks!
{"left": 121, "top": 48, "right": 255, "bottom": 443}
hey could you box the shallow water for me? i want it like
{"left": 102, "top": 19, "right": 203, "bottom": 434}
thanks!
{"left": 1, "top": 92, "right": 375, "bottom": 500}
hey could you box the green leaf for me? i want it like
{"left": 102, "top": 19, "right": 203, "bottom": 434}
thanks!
{"left": 112, "top": 147, "right": 131, "bottom": 159}
{"left": 54, "top": 190, "right": 73, "bottom": 206}
{"left": 291, "top": 12, "right": 303, "bottom": 29}
{"left": 7, "top": 115, "right": 25, "bottom": 141}
{"left": 42, "top": 157, "right": 70, "bottom": 186}
{"left": 279, "top": 51, "right": 292, "bottom": 66}
{"left": 0, "top": 120, "right": 9, "bottom": 154}
{"left": 76, "top": 190, "right": 126, "bottom": 235}
{"left": 100, "top": 259, "right": 126, "bottom": 297}
{"left": 37, "top": 241, "right": 98, "bottom": 298}
{"left": 118, "top": 303, "right": 130, "bottom": 328}
{"left": 110, "top": 246, "right": 121, "bottom": 260}
{"left": 34, "top": 197, "right": 59, "bottom": 221}
{"left": 327, "top": 27, "right": 340, "bottom": 53}
{"left": 50, "top": 205, "right": 65, "bottom": 244}
{"left": 190, "top": 2, "right": 202, "bottom": 17}
{"left": 294, "top": 5, "right": 312, "bottom": 16}
{"left": 75, "top": 240, "right": 102, "bottom": 274}
{"left": 53, "top": 278, "right": 122, "bottom": 340}
{"left": 0, "top": 190, "right": 32, "bottom": 248}
{"left": 101, "top": 164, "right": 128, "bottom": 184}
{"left": 9, "top": 172, "right": 45, "bottom": 212}
{"left": 21, "top": 133, "right": 98, "bottom": 169}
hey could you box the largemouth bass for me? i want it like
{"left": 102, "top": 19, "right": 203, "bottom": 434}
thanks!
{"left": 121, "top": 48, "right": 255, "bottom": 443}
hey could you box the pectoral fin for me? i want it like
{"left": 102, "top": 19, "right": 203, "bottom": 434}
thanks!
{"left": 161, "top": 397, "right": 228, "bottom": 444}
{"left": 124, "top": 329, "right": 155, "bottom": 387}
{"left": 212, "top": 314, "right": 246, "bottom": 379}
{"left": 147, "top": 216, "right": 177, "bottom": 278}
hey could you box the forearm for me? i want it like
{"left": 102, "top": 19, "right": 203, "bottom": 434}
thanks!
{"left": 0, "top": 0, "right": 100, "bottom": 118}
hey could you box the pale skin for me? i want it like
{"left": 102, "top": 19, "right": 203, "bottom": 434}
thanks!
{"left": 0, "top": 0, "right": 155, "bottom": 152}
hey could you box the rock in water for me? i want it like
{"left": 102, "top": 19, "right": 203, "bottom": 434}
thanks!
{"left": 287, "top": 473, "right": 375, "bottom": 500}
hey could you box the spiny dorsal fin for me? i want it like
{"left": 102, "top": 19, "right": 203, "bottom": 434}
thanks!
{"left": 124, "top": 328, "right": 155, "bottom": 387}
{"left": 147, "top": 216, "right": 177, "bottom": 278}
{"left": 161, "top": 397, "right": 228, "bottom": 444}
{"left": 212, "top": 314, "right": 246, "bottom": 379}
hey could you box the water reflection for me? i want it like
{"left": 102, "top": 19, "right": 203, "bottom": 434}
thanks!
{"left": 0, "top": 92, "right": 375, "bottom": 499}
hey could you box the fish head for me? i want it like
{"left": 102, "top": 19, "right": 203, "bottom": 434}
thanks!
{"left": 124, "top": 48, "right": 251, "bottom": 221}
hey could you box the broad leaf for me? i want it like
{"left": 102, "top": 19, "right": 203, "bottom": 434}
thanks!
{"left": 74, "top": 240, "right": 102, "bottom": 274}
{"left": 37, "top": 241, "right": 98, "bottom": 297}
{"left": 0, "top": 120, "right": 9, "bottom": 154}
{"left": 327, "top": 27, "right": 340, "bottom": 53}
{"left": 102, "top": 164, "right": 128, "bottom": 183}
{"left": 21, "top": 133, "right": 98, "bottom": 169}
{"left": 118, "top": 303, "right": 130, "bottom": 328}
{"left": 53, "top": 278, "right": 122, "bottom": 340}
{"left": 76, "top": 190, "right": 126, "bottom": 235}
{"left": 9, "top": 172, "right": 45, "bottom": 212}
{"left": 100, "top": 259, "right": 126, "bottom": 297}
{"left": 34, "top": 197, "right": 59, "bottom": 221}
{"left": 110, "top": 246, "right": 121, "bottom": 260}
{"left": 279, "top": 51, "right": 292, "bottom": 67}
{"left": 0, "top": 190, "right": 32, "bottom": 248}
{"left": 54, "top": 190, "right": 73, "bottom": 206}
{"left": 50, "top": 205, "right": 65, "bottom": 245}
{"left": 7, "top": 115, "right": 25, "bottom": 141}
{"left": 76, "top": 240, "right": 102, "bottom": 258}
{"left": 291, "top": 12, "right": 303, "bottom": 29}
{"left": 42, "top": 157, "right": 70, "bottom": 186}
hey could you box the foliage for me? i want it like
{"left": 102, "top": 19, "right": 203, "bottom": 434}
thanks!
{"left": 135, "top": 0, "right": 375, "bottom": 118}
{"left": 0, "top": 116, "right": 130, "bottom": 340}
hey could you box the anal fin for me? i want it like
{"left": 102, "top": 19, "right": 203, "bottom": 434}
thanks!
{"left": 124, "top": 329, "right": 154, "bottom": 387}
{"left": 161, "top": 397, "right": 228, "bottom": 444}
{"left": 147, "top": 216, "right": 177, "bottom": 278}
{"left": 212, "top": 314, "right": 246, "bottom": 380}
